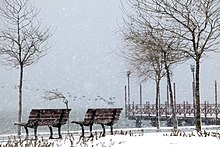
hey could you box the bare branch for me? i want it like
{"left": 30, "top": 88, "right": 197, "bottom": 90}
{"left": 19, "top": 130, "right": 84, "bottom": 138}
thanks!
{"left": 0, "top": 0, "right": 52, "bottom": 68}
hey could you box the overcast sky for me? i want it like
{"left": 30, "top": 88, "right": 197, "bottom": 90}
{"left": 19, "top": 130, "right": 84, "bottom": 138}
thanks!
{"left": 0, "top": 0, "right": 220, "bottom": 112}
{"left": 0, "top": 0, "right": 127, "bottom": 111}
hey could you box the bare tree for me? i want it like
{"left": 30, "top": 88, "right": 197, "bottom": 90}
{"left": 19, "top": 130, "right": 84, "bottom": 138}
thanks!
{"left": 0, "top": 0, "right": 51, "bottom": 135}
{"left": 122, "top": 28, "right": 185, "bottom": 131}
{"left": 122, "top": 30, "right": 166, "bottom": 129}
{"left": 120, "top": 1, "right": 188, "bottom": 131}
{"left": 43, "top": 90, "right": 69, "bottom": 110}
{"left": 43, "top": 90, "right": 70, "bottom": 134}
{"left": 122, "top": 0, "right": 220, "bottom": 132}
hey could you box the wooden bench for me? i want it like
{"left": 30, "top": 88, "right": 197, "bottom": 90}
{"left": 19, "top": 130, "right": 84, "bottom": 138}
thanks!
{"left": 14, "top": 109, "right": 71, "bottom": 139}
{"left": 71, "top": 108, "right": 122, "bottom": 137}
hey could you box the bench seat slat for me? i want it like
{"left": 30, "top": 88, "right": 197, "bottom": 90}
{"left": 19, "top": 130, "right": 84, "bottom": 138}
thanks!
{"left": 95, "top": 115, "right": 120, "bottom": 119}
{"left": 71, "top": 120, "right": 93, "bottom": 125}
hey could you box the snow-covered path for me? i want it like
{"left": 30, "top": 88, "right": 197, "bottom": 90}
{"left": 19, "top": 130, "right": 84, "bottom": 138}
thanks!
{"left": 1, "top": 127, "right": 220, "bottom": 146}
{"left": 34, "top": 132, "right": 220, "bottom": 147}
{"left": 91, "top": 134, "right": 220, "bottom": 147}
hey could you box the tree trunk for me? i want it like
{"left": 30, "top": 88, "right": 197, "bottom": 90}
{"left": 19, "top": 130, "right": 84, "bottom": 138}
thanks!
{"left": 164, "top": 52, "right": 178, "bottom": 132}
{"left": 195, "top": 58, "right": 201, "bottom": 131}
{"left": 18, "top": 64, "right": 24, "bottom": 136}
{"left": 155, "top": 78, "right": 160, "bottom": 129}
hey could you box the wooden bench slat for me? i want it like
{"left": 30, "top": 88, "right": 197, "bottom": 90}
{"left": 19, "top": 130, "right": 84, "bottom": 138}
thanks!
{"left": 95, "top": 116, "right": 120, "bottom": 120}
{"left": 29, "top": 115, "right": 69, "bottom": 118}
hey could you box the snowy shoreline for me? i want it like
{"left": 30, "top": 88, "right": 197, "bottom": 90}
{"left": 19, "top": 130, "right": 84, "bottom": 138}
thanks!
{"left": 1, "top": 125, "right": 219, "bottom": 138}
{"left": 1, "top": 125, "right": 220, "bottom": 146}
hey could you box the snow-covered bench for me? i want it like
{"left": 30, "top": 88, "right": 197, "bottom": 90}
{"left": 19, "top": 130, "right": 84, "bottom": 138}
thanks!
{"left": 71, "top": 108, "right": 123, "bottom": 137}
{"left": 14, "top": 109, "right": 71, "bottom": 139}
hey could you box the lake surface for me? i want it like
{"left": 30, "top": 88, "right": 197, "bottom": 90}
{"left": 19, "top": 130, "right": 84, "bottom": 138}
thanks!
{"left": 0, "top": 109, "right": 140, "bottom": 135}
{"left": 1, "top": 109, "right": 218, "bottom": 136}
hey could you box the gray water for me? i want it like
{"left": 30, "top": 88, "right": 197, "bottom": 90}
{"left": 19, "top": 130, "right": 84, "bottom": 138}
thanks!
{"left": 0, "top": 109, "right": 141, "bottom": 135}
{"left": 1, "top": 109, "right": 219, "bottom": 136}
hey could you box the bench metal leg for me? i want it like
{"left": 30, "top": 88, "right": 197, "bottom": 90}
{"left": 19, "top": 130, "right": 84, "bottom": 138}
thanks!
{"left": 80, "top": 124, "right": 85, "bottom": 137}
{"left": 58, "top": 126, "right": 62, "bottom": 139}
{"left": 89, "top": 124, "right": 94, "bottom": 137}
{"left": 49, "top": 126, "right": 53, "bottom": 139}
{"left": 110, "top": 125, "right": 113, "bottom": 135}
{"left": 34, "top": 126, "right": 38, "bottom": 140}
{"left": 101, "top": 124, "right": 106, "bottom": 137}
{"left": 24, "top": 126, "right": 38, "bottom": 140}
{"left": 49, "top": 126, "right": 62, "bottom": 139}
{"left": 24, "top": 126, "right": 29, "bottom": 140}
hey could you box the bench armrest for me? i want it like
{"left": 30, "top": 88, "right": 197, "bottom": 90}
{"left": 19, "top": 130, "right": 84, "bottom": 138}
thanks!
{"left": 71, "top": 120, "right": 93, "bottom": 126}
{"left": 14, "top": 122, "right": 27, "bottom": 126}
{"left": 71, "top": 121, "right": 84, "bottom": 124}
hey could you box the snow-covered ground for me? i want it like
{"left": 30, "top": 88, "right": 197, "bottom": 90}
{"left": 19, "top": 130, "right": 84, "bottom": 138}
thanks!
{"left": 91, "top": 133, "right": 220, "bottom": 147}
{"left": 1, "top": 127, "right": 220, "bottom": 146}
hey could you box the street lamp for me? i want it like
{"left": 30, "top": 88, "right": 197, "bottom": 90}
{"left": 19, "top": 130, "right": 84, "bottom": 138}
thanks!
{"left": 127, "top": 71, "right": 131, "bottom": 111}
{"left": 190, "top": 65, "right": 196, "bottom": 119}
{"left": 190, "top": 65, "right": 195, "bottom": 82}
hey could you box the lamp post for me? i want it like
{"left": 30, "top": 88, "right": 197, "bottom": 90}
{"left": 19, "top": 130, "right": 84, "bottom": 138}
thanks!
{"left": 127, "top": 71, "right": 131, "bottom": 112}
{"left": 190, "top": 64, "right": 196, "bottom": 121}
{"left": 139, "top": 84, "right": 142, "bottom": 128}
{"left": 125, "top": 85, "right": 127, "bottom": 117}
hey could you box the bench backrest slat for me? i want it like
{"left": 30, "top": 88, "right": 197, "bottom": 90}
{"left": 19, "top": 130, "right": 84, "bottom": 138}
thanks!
{"left": 95, "top": 108, "right": 122, "bottom": 124}
{"left": 82, "top": 109, "right": 96, "bottom": 123}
